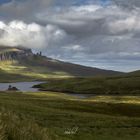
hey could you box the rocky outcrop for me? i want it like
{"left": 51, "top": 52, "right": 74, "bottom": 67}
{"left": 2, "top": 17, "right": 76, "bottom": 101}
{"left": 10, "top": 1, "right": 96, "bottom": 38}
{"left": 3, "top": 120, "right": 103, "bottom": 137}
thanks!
{"left": 7, "top": 85, "right": 19, "bottom": 91}
{"left": 0, "top": 46, "right": 33, "bottom": 61}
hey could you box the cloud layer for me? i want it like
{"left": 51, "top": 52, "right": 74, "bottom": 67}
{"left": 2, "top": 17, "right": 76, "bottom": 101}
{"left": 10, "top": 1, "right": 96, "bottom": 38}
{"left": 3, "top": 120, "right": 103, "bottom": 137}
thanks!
{"left": 0, "top": 0, "right": 140, "bottom": 71}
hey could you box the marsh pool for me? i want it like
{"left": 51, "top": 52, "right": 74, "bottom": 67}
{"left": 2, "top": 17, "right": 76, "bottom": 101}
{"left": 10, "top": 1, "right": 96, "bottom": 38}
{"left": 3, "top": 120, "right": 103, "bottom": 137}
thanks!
{"left": 0, "top": 81, "right": 44, "bottom": 92}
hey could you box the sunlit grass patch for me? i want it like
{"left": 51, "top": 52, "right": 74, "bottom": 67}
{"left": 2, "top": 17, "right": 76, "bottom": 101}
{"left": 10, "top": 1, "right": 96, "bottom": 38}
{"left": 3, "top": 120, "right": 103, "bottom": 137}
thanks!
{"left": 85, "top": 96, "right": 140, "bottom": 104}
{"left": 0, "top": 60, "right": 72, "bottom": 82}
{"left": 0, "top": 60, "right": 27, "bottom": 72}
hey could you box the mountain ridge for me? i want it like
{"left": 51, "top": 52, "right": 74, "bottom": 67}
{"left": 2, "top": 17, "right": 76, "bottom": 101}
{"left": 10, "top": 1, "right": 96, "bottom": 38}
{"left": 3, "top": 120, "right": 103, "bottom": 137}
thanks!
{"left": 0, "top": 46, "right": 123, "bottom": 81}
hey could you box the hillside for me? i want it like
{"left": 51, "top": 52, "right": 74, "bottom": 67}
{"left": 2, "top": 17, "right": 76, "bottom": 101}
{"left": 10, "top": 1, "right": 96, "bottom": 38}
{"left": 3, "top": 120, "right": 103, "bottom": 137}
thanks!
{"left": 21, "top": 55, "right": 122, "bottom": 77}
{"left": 34, "top": 74, "right": 140, "bottom": 95}
{"left": 0, "top": 46, "right": 122, "bottom": 82}
{"left": 128, "top": 70, "right": 140, "bottom": 76}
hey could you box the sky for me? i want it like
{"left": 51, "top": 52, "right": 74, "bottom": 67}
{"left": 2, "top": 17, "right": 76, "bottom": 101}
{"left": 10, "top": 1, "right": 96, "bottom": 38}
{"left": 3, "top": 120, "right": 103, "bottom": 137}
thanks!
{"left": 0, "top": 0, "right": 140, "bottom": 72}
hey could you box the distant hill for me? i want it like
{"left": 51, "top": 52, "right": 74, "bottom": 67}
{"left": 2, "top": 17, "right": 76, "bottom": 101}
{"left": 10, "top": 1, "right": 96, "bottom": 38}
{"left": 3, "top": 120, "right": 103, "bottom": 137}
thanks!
{"left": 128, "top": 70, "right": 140, "bottom": 76}
{"left": 21, "top": 55, "right": 123, "bottom": 77}
{"left": 0, "top": 46, "right": 123, "bottom": 81}
{"left": 34, "top": 75, "right": 140, "bottom": 95}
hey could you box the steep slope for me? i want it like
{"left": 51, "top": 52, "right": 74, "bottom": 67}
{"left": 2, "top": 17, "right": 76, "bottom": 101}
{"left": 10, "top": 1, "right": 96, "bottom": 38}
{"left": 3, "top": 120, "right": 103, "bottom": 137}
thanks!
{"left": 0, "top": 46, "right": 32, "bottom": 60}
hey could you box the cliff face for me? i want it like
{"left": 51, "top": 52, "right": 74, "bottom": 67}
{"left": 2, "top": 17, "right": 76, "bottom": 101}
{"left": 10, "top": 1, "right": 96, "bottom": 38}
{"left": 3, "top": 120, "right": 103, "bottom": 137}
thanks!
{"left": 0, "top": 46, "right": 33, "bottom": 61}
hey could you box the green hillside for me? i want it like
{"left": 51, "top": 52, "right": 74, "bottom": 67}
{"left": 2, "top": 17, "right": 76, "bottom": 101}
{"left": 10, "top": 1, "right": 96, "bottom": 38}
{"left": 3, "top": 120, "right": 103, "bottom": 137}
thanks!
{"left": 129, "top": 70, "right": 140, "bottom": 76}
{"left": 0, "top": 46, "right": 122, "bottom": 82}
{"left": 35, "top": 73, "right": 140, "bottom": 95}
{"left": 21, "top": 55, "right": 122, "bottom": 77}
{"left": 0, "top": 68, "right": 34, "bottom": 82}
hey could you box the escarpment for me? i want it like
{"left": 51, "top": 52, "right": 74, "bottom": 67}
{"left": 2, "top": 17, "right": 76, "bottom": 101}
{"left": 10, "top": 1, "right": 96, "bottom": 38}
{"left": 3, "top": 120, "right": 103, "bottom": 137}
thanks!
{"left": 0, "top": 46, "right": 33, "bottom": 61}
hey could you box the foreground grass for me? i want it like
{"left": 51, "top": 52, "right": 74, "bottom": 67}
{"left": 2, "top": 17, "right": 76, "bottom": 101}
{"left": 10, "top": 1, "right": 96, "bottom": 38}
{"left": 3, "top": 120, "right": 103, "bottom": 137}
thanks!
{"left": 35, "top": 76, "right": 140, "bottom": 95}
{"left": 0, "top": 91, "right": 140, "bottom": 140}
{"left": 0, "top": 109, "right": 49, "bottom": 140}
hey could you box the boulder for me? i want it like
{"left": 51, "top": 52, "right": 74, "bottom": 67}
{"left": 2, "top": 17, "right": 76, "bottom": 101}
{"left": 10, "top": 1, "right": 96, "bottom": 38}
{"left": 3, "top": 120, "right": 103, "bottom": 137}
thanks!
{"left": 8, "top": 85, "right": 19, "bottom": 91}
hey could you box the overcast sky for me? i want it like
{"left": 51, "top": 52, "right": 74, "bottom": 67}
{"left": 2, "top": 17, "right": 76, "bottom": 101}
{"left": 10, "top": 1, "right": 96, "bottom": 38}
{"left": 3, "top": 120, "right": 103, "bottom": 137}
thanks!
{"left": 0, "top": 0, "right": 140, "bottom": 72}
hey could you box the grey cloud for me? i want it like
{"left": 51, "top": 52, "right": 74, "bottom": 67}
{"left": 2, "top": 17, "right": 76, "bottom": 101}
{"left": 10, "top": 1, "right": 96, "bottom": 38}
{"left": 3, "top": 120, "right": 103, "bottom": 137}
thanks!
{"left": 113, "top": 0, "right": 140, "bottom": 8}
{"left": 38, "top": 5, "right": 140, "bottom": 37}
{"left": 0, "top": 0, "right": 52, "bottom": 21}
{"left": 0, "top": 21, "right": 70, "bottom": 50}
{"left": 0, "top": 0, "right": 140, "bottom": 71}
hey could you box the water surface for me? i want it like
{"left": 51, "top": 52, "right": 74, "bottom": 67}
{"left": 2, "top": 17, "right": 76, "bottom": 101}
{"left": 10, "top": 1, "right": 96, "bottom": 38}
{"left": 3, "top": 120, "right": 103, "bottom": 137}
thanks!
{"left": 0, "top": 81, "right": 94, "bottom": 98}
{"left": 0, "top": 81, "right": 43, "bottom": 92}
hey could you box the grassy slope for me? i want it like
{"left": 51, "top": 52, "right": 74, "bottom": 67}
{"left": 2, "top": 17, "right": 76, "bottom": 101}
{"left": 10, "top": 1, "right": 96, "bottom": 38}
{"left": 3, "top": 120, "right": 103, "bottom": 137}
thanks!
{"left": 129, "top": 70, "right": 140, "bottom": 76}
{"left": 0, "top": 46, "right": 123, "bottom": 82}
{"left": 0, "top": 60, "right": 71, "bottom": 82}
{"left": 0, "top": 91, "right": 140, "bottom": 140}
{"left": 0, "top": 68, "right": 34, "bottom": 82}
{"left": 22, "top": 55, "right": 122, "bottom": 77}
{"left": 35, "top": 74, "right": 140, "bottom": 95}
{"left": 0, "top": 54, "right": 123, "bottom": 82}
